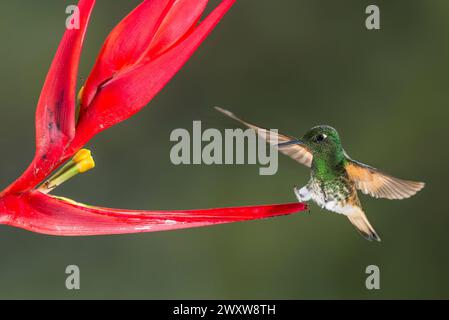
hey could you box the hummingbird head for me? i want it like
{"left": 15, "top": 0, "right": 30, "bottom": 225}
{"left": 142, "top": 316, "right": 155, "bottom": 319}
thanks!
{"left": 302, "top": 125, "right": 345, "bottom": 167}
{"left": 278, "top": 125, "right": 344, "bottom": 164}
{"left": 301, "top": 125, "right": 342, "bottom": 155}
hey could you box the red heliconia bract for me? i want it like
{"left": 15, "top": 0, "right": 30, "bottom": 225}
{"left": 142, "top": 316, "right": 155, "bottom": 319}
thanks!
{"left": 0, "top": 0, "right": 306, "bottom": 236}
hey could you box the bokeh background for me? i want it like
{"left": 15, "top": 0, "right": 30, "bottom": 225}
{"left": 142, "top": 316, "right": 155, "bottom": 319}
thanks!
{"left": 0, "top": 0, "right": 447, "bottom": 299}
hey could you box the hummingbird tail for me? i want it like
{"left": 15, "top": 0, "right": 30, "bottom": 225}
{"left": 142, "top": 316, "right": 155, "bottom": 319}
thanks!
{"left": 347, "top": 208, "right": 381, "bottom": 242}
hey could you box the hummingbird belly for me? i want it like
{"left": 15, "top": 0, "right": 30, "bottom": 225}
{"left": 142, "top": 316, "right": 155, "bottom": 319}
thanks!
{"left": 307, "top": 177, "right": 357, "bottom": 216}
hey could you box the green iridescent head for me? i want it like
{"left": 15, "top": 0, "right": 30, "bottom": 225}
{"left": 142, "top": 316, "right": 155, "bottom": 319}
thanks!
{"left": 302, "top": 125, "right": 346, "bottom": 170}
{"left": 278, "top": 125, "right": 344, "bottom": 165}
{"left": 302, "top": 125, "right": 342, "bottom": 154}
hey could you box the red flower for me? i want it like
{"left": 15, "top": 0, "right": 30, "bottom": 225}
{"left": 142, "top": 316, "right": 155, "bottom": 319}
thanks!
{"left": 0, "top": 0, "right": 306, "bottom": 236}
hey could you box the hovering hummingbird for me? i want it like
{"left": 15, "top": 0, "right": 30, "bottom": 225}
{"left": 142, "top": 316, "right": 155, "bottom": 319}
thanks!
{"left": 215, "top": 107, "right": 425, "bottom": 241}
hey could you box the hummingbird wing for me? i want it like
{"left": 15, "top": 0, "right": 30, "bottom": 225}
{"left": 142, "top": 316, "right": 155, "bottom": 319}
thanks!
{"left": 344, "top": 157, "right": 424, "bottom": 200}
{"left": 215, "top": 107, "right": 313, "bottom": 167}
{"left": 347, "top": 206, "right": 381, "bottom": 241}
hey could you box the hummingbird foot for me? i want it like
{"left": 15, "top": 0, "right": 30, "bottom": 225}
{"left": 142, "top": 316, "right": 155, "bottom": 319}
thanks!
{"left": 293, "top": 185, "right": 311, "bottom": 203}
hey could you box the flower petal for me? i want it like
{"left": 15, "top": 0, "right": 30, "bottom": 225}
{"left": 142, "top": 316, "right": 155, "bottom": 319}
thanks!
{"left": 144, "top": 0, "right": 209, "bottom": 60}
{"left": 81, "top": 0, "right": 168, "bottom": 109}
{"left": 3, "top": 0, "right": 95, "bottom": 194}
{"left": 81, "top": 0, "right": 209, "bottom": 111}
{"left": 0, "top": 191, "right": 307, "bottom": 236}
{"left": 71, "top": 0, "right": 235, "bottom": 152}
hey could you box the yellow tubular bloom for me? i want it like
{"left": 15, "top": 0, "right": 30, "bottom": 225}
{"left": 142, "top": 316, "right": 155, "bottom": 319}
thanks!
{"left": 76, "top": 157, "right": 96, "bottom": 173}
{"left": 38, "top": 149, "right": 95, "bottom": 193}
{"left": 77, "top": 85, "right": 85, "bottom": 103}
{"left": 72, "top": 149, "right": 92, "bottom": 164}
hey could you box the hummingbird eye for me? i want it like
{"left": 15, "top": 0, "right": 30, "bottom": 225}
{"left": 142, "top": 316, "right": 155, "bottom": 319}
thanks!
{"left": 315, "top": 133, "right": 327, "bottom": 143}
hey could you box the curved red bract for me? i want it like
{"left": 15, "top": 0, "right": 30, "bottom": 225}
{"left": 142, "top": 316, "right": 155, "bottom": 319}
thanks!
{"left": 3, "top": 0, "right": 96, "bottom": 194}
{"left": 0, "top": 0, "right": 307, "bottom": 236}
{"left": 0, "top": 192, "right": 306, "bottom": 236}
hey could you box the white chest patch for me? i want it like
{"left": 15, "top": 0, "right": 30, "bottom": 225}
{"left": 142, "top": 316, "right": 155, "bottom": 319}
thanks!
{"left": 299, "top": 180, "right": 357, "bottom": 216}
{"left": 323, "top": 201, "right": 356, "bottom": 215}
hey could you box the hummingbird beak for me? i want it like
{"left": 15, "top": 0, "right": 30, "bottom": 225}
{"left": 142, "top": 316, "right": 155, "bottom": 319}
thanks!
{"left": 277, "top": 139, "right": 305, "bottom": 148}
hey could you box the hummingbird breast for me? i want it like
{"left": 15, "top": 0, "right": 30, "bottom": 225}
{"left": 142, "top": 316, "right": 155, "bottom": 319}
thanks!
{"left": 308, "top": 175, "right": 359, "bottom": 215}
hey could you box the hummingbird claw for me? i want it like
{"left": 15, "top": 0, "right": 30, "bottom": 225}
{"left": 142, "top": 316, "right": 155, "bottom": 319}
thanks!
{"left": 293, "top": 185, "right": 312, "bottom": 203}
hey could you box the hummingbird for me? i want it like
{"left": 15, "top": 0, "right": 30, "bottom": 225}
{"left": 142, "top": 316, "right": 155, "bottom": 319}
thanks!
{"left": 215, "top": 107, "right": 425, "bottom": 241}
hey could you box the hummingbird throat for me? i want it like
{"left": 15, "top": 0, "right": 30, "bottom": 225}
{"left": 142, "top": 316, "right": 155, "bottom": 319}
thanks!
{"left": 313, "top": 151, "right": 346, "bottom": 181}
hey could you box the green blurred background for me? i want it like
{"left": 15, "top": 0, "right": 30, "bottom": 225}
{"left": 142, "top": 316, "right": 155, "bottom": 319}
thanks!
{"left": 0, "top": 0, "right": 447, "bottom": 299}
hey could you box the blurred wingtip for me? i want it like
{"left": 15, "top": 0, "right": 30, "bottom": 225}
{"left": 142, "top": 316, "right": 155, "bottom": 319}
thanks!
{"left": 417, "top": 181, "right": 426, "bottom": 191}
{"left": 214, "top": 106, "right": 243, "bottom": 123}
{"left": 399, "top": 180, "right": 426, "bottom": 199}
{"left": 214, "top": 106, "right": 233, "bottom": 116}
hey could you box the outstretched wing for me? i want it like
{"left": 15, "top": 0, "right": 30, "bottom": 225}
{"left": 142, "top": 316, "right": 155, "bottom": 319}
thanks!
{"left": 345, "top": 158, "right": 424, "bottom": 200}
{"left": 215, "top": 107, "right": 313, "bottom": 167}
